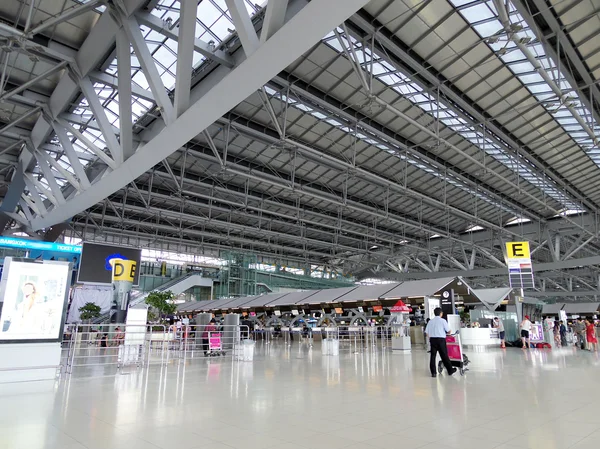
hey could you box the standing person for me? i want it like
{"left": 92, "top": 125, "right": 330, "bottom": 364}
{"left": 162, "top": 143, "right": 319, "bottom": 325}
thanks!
{"left": 575, "top": 318, "right": 587, "bottom": 350}
{"left": 553, "top": 320, "right": 561, "bottom": 348}
{"left": 424, "top": 308, "right": 456, "bottom": 378}
{"left": 493, "top": 317, "right": 505, "bottom": 348}
{"left": 114, "top": 326, "right": 125, "bottom": 346}
{"left": 520, "top": 315, "right": 532, "bottom": 349}
{"left": 586, "top": 318, "right": 598, "bottom": 352}
{"left": 560, "top": 321, "right": 567, "bottom": 347}
{"left": 202, "top": 319, "right": 217, "bottom": 356}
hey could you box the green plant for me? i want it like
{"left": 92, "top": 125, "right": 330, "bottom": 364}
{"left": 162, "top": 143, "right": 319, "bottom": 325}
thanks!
{"left": 146, "top": 309, "right": 158, "bottom": 323}
{"left": 145, "top": 290, "right": 177, "bottom": 322}
{"left": 460, "top": 311, "right": 471, "bottom": 325}
{"left": 78, "top": 302, "right": 102, "bottom": 321}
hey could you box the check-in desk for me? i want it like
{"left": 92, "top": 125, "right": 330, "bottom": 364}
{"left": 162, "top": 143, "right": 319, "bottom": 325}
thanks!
{"left": 460, "top": 328, "right": 500, "bottom": 346}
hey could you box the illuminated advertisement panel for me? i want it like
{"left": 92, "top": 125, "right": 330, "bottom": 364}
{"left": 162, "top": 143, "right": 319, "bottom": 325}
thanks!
{"left": 0, "top": 258, "right": 71, "bottom": 343}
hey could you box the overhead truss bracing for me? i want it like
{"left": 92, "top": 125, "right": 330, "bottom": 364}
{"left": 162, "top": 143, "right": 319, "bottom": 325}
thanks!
{"left": 0, "top": 0, "right": 599, "bottom": 300}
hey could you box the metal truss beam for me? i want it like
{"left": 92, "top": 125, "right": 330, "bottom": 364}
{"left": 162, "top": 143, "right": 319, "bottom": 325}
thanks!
{"left": 174, "top": 0, "right": 198, "bottom": 117}
{"left": 82, "top": 211, "right": 373, "bottom": 263}
{"left": 365, "top": 255, "right": 600, "bottom": 281}
{"left": 376, "top": 215, "right": 599, "bottom": 260}
{"left": 29, "top": 0, "right": 107, "bottom": 37}
{"left": 269, "top": 74, "right": 541, "bottom": 223}
{"left": 512, "top": 0, "right": 600, "bottom": 129}
{"left": 219, "top": 116, "right": 534, "bottom": 242}
{"left": 225, "top": 0, "right": 260, "bottom": 56}
{"left": 146, "top": 171, "right": 410, "bottom": 248}
{"left": 0, "top": 0, "right": 148, "bottom": 231}
{"left": 527, "top": 290, "right": 600, "bottom": 298}
{"left": 347, "top": 11, "right": 597, "bottom": 213}
{"left": 67, "top": 223, "right": 320, "bottom": 267}
{"left": 260, "top": 0, "right": 289, "bottom": 44}
{"left": 172, "top": 135, "right": 460, "bottom": 241}
{"left": 97, "top": 197, "right": 368, "bottom": 255}
{"left": 27, "top": 0, "right": 371, "bottom": 231}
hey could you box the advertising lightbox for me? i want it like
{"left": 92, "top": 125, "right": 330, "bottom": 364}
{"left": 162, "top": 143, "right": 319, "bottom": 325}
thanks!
{"left": 0, "top": 258, "right": 71, "bottom": 343}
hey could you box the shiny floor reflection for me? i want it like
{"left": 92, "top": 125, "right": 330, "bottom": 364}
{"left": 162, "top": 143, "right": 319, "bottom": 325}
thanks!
{"left": 1, "top": 342, "right": 599, "bottom": 449}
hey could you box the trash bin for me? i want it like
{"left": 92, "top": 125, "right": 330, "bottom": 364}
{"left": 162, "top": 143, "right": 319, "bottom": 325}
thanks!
{"left": 235, "top": 339, "right": 255, "bottom": 361}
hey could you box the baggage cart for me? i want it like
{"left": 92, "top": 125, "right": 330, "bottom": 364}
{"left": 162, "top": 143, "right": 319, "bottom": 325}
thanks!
{"left": 207, "top": 332, "right": 226, "bottom": 357}
{"left": 438, "top": 332, "right": 469, "bottom": 375}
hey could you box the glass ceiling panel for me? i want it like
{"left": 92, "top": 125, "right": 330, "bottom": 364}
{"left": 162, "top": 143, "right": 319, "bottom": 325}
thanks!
{"left": 449, "top": 0, "right": 599, "bottom": 202}
{"left": 322, "top": 27, "right": 582, "bottom": 212}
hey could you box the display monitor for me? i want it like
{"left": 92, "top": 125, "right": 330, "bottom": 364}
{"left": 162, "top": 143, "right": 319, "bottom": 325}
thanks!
{"left": 77, "top": 242, "right": 142, "bottom": 285}
{"left": 0, "top": 258, "right": 71, "bottom": 343}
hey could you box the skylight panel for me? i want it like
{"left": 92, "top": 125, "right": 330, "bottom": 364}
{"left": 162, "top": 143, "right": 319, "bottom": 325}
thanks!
{"left": 465, "top": 224, "right": 485, "bottom": 232}
{"left": 461, "top": 4, "right": 496, "bottom": 23}
{"left": 322, "top": 25, "right": 583, "bottom": 212}
{"left": 506, "top": 216, "right": 531, "bottom": 225}
{"left": 449, "top": 0, "right": 595, "bottom": 205}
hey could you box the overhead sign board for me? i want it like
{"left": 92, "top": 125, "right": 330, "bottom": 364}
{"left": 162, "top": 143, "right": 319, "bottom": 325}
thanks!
{"left": 505, "top": 241, "right": 534, "bottom": 289}
{"left": 0, "top": 237, "right": 81, "bottom": 254}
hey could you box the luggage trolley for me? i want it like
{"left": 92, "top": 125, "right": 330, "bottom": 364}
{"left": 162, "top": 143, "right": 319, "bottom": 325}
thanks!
{"left": 207, "top": 332, "right": 226, "bottom": 357}
{"left": 438, "top": 331, "right": 470, "bottom": 375}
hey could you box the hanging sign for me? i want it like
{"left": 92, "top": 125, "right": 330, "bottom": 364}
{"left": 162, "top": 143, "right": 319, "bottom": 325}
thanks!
{"left": 505, "top": 241, "right": 534, "bottom": 289}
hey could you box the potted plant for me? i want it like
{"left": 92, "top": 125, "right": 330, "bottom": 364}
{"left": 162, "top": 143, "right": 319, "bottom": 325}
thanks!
{"left": 79, "top": 302, "right": 102, "bottom": 322}
{"left": 145, "top": 291, "right": 177, "bottom": 339}
{"left": 78, "top": 302, "right": 102, "bottom": 345}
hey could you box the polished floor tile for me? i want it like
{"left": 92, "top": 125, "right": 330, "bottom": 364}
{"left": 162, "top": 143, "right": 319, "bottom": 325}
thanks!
{"left": 2, "top": 342, "right": 600, "bottom": 449}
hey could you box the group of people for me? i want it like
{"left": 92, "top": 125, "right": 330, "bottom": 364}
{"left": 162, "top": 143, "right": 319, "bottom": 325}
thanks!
{"left": 572, "top": 317, "right": 598, "bottom": 351}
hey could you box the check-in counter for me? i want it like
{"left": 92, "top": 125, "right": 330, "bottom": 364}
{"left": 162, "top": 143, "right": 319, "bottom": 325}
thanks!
{"left": 460, "top": 328, "right": 500, "bottom": 346}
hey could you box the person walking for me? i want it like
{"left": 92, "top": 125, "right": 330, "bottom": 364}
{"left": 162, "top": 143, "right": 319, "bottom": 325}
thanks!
{"left": 586, "top": 318, "right": 598, "bottom": 352}
{"left": 493, "top": 317, "right": 505, "bottom": 348}
{"left": 520, "top": 315, "right": 532, "bottom": 349}
{"left": 425, "top": 308, "right": 456, "bottom": 378}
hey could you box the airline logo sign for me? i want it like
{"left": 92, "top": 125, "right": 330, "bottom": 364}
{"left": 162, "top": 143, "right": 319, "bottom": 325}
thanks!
{"left": 505, "top": 241, "right": 534, "bottom": 289}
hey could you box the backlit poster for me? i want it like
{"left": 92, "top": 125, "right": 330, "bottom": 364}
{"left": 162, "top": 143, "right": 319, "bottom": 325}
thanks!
{"left": 0, "top": 258, "right": 71, "bottom": 343}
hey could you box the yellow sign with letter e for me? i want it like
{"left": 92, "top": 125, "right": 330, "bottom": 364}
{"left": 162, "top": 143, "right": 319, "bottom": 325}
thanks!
{"left": 505, "top": 241, "right": 534, "bottom": 289}
{"left": 505, "top": 241, "right": 530, "bottom": 259}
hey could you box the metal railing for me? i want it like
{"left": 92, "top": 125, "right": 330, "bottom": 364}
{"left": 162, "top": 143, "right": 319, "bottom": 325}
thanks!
{"left": 62, "top": 324, "right": 169, "bottom": 374}
{"left": 59, "top": 322, "right": 405, "bottom": 376}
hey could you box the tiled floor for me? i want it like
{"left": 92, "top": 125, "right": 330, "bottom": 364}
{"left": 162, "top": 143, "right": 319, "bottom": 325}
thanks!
{"left": 1, "top": 342, "right": 599, "bottom": 449}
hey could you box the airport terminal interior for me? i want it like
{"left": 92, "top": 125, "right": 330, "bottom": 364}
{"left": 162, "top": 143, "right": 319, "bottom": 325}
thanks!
{"left": 0, "top": 0, "right": 599, "bottom": 448}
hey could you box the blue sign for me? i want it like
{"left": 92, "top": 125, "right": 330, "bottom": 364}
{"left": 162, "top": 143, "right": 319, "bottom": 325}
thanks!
{"left": 105, "top": 253, "right": 125, "bottom": 271}
{"left": 0, "top": 237, "right": 82, "bottom": 254}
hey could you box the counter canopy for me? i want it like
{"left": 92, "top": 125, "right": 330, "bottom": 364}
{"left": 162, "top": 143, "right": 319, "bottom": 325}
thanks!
{"left": 175, "top": 277, "right": 513, "bottom": 314}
